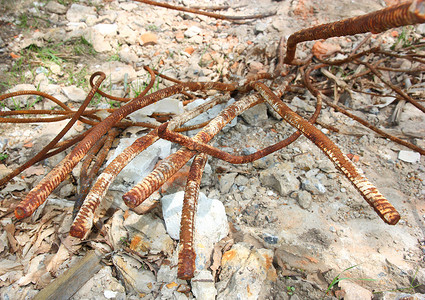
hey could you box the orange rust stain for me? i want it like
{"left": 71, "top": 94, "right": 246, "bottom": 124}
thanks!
{"left": 129, "top": 235, "right": 142, "bottom": 250}
{"left": 222, "top": 249, "right": 237, "bottom": 263}
{"left": 10, "top": 52, "right": 20, "bottom": 59}
{"left": 166, "top": 282, "right": 178, "bottom": 289}
{"left": 305, "top": 255, "right": 319, "bottom": 264}
{"left": 263, "top": 254, "right": 274, "bottom": 270}
{"left": 296, "top": 259, "right": 309, "bottom": 265}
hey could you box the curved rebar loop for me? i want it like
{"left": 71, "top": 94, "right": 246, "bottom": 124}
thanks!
{"left": 284, "top": 0, "right": 425, "bottom": 64}
{"left": 14, "top": 71, "right": 236, "bottom": 220}
{"left": 133, "top": 0, "right": 276, "bottom": 21}
{"left": 0, "top": 90, "right": 71, "bottom": 111}
{"left": 251, "top": 81, "right": 400, "bottom": 225}
{"left": 0, "top": 72, "right": 106, "bottom": 190}
{"left": 70, "top": 95, "right": 230, "bottom": 238}
{"left": 178, "top": 152, "right": 208, "bottom": 280}
{"left": 122, "top": 94, "right": 262, "bottom": 208}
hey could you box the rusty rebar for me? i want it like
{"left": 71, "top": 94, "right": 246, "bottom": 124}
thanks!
{"left": 178, "top": 152, "right": 208, "bottom": 280}
{"left": 70, "top": 95, "right": 230, "bottom": 238}
{"left": 1, "top": 72, "right": 106, "bottom": 190}
{"left": 73, "top": 128, "right": 120, "bottom": 217}
{"left": 12, "top": 72, "right": 106, "bottom": 218}
{"left": 133, "top": 0, "right": 276, "bottom": 21}
{"left": 122, "top": 94, "right": 262, "bottom": 208}
{"left": 284, "top": 0, "right": 425, "bottom": 64}
{"left": 157, "top": 73, "right": 322, "bottom": 164}
{"left": 251, "top": 81, "right": 400, "bottom": 225}
{"left": 14, "top": 75, "right": 236, "bottom": 220}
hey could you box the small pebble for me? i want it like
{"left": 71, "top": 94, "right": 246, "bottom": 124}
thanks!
{"left": 263, "top": 233, "right": 278, "bottom": 244}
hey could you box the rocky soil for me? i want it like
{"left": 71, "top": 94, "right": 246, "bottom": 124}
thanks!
{"left": 1, "top": 0, "right": 425, "bottom": 299}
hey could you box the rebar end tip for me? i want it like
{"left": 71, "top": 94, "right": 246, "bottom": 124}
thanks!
{"left": 15, "top": 207, "right": 29, "bottom": 220}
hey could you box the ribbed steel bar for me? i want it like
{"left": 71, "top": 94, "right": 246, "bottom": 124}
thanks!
{"left": 178, "top": 152, "right": 208, "bottom": 280}
{"left": 251, "top": 81, "right": 400, "bottom": 225}
{"left": 1, "top": 72, "right": 106, "bottom": 191}
{"left": 284, "top": 0, "right": 425, "bottom": 64}
{"left": 73, "top": 128, "right": 120, "bottom": 217}
{"left": 14, "top": 77, "right": 236, "bottom": 220}
{"left": 156, "top": 73, "right": 322, "bottom": 164}
{"left": 122, "top": 94, "right": 262, "bottom": 208}
{"left": 70, "top": 95, "right": 230, "bottom": 238}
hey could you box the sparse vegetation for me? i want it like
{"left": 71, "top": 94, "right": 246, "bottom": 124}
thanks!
{"left": 391, "top": 26, "right": 413, "bottom": 50}
{"left": 0, "top": 152, "right": 8, "bottom": 161}
{"left": 325, "top": 265, "right": 376, "bottom": 297}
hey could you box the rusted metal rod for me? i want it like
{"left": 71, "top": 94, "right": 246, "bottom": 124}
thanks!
{"left": 284, "top": 0, "right": 425, "bottom": 64}
{"left": 70, "top": 95, "right": 230, "bottom": 238}
{"left": 251, "top": 81, "right": 400, "bottom": 225}
{"left": 73, "top": 128, "right": 120, "bottom": 217}
{"left": 133, "top": 0, "right": 276, "bottom": 21}
{"left": 1, "top": 72, "right": 106, "bottom": 190}
{"left": 122, "top": 94, "right": 262, "bottom": 208}
{"left": 178, "top": 152, "right": 208, "bottom": 280}
{"left": 14, "top": 77, "right": 236, "bottom": 220}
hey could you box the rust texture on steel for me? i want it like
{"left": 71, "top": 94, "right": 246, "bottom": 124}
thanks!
{"left": 284, "top": 0, "right": 425, "bottom": 63}
{"left": 122, "top": 94, "right": 262, "bottom": 208}
{"left": 133, "top": 0, "right": 276, "bottom": 21}
{"left": 2, "top": 0, "right": 425, "bottom": 280}
{"left": 178, "top": 152, "right": 208, "bottom": 280}
{"left": 12, "top": 79, "right": 236, "bottom": 220}
{"left": 251, "top": 81, "right": 400, "bottom": 225}
{"left": 70, "top": 95, "right": 230, "bottom": 238}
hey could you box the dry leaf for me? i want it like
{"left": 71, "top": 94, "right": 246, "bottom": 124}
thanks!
{"left": 23, "top": 165, "right": 45, "bottom": 177}
{"left": 210, "top": 236, "right": 233, "bottom": 278}
{"left": 17, "top": 254, "right": 47, "bottom": 286}
{"left": 0, "top": 259, "right": 22, "bottom": 276}
{"left": 33, "top": 227, "right": 56, "bottom": 252}
{"left": 5, "top": 224, "right": 18, "bottom": 253}
{"left": 312, "top": 41, "right": 341, "bottom": 59}
{"left": 46, "top": 236, "right": 81, "bottom": 275}
{"left": 0, "top": 231, "right": 8, "bottom": 252}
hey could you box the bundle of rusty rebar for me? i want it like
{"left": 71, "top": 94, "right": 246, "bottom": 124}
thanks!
{"left": 1, "top": 0, "right": 424, "bottom": 280}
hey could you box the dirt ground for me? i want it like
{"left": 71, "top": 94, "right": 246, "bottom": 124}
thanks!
{"left": 0, "top": 0, "right": 425, "bottom": 299}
